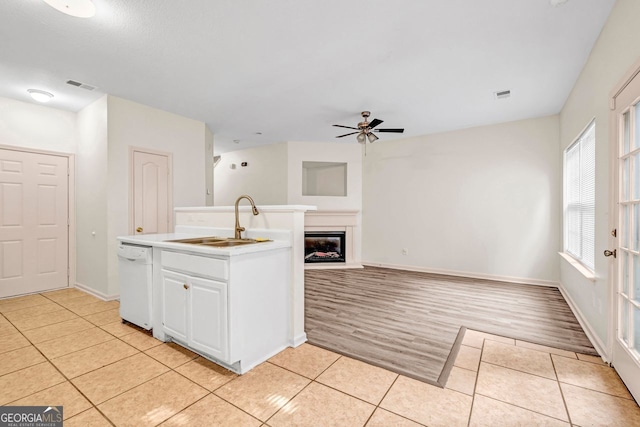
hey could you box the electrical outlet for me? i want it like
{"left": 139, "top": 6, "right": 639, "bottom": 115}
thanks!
{"left": 402, "top": 248, "right": 409, "bottom": 255}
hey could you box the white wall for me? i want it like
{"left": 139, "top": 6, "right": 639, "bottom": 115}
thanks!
{"left": 362, "top": 115, "right": 561, "bottom": 284}
{"left": 0, "top": 97, "right": 76, "bottom": 153}
{"left": 76, "top": 96, "right": 109, "bottom": 295}
{"left": 558, "top": 0, "right": 640, "bottom": 351}
{"left": 303, "top": 162, "right": 347, "bottom": 197}
{"left": 287, "top": 141, "right": 362, "bottom": 211}
{"left": 214, "top": 142, "right": 289, "bottom": 206}
{"left": 106, "top": 96, "right": 207, "bottom": 296}
{"left": 214, "top": 140, "right": 363, "bottom": 211}
{"left": 205, "top": 126, "right": 214, "bottom": 206}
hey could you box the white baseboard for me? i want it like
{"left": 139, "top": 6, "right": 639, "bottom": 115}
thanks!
{"left": 305, "top": 263, "right": 364, "bottom": 270}
{"left": 290, "top": 332, "right": 308, "bottom": 348}
{"left": 557, "top": 283, "right": 609, "bottom": 361}
{"left": 362, "top": 261, "right": 559, "bottom": 288}
{"left": 75, "top": 282, "right": 120, "bottom": 302}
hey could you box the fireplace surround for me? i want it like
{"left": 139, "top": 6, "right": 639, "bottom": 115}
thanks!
{"left": 304, "top": 210, "right": 362, "bottom": 269}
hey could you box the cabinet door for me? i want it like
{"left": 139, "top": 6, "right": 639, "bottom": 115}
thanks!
{"left": 188, "top": 276, "right": 228, "bottom": 362}
{"left": 160, "top": 270, "right": 188, "bottom": 342}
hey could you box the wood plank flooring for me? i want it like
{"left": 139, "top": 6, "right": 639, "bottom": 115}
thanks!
{"left": 305, "top": 266, "right": 595, "bottom": 386}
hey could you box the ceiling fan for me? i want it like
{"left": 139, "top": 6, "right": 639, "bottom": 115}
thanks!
{"left": 333, "top": 111, "right": 404, "bottom": 143}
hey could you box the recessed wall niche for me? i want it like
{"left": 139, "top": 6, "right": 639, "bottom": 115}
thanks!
{"left": 302, "top": 161, "right": 347, "bottom": 197}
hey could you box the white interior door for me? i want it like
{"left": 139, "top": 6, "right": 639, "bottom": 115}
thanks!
{"left": 132, "top": 150, "right": 171, "bottom": 235}
{"left": 611, "top": 70, "right": 640, "bottom": 402}
{"left": 0, "top": 148, "right": 69, "bottom": 298}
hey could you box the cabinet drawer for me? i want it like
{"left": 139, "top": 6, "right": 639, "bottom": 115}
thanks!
{"left": 161, "top": 251, "right": 228, "bottom": 280}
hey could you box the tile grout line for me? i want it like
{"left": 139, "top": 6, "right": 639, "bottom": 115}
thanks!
{"left": 171, "top": 376, "right": 265, "bottom": 425}
{"left": 480, "top": 359, "right": 559, "bottom": 382}
{"left": 4, "top": 290, "right": 636, "bottom": 426}
{"left": 550, "top": 353, "right": 574, "bottom": 426}
{"left": 472, "top": 336, "right": 578, "bottom": 424}
{"left": 368, "top": 374, "right": 421, "bottom": 427}
{"left": 0, "top": 291, "right": 162, "bottom": 425}
{"left": 0, "top": 307, "right": 117, "bottom": 426}
{"left": 264, "top": 352, "right": 407, "bottom": 425}
{"left": 557, "top": 379, "right": 636, "bottom": 401}
{"left": 466, "top": 336, "right": 485, "bottom": 427}
{"left": 261, "top": 357, "right": 345, "bottom": 425}
{"left": 472, "top": 347, "right": 578, "bottom": 424}
{"left": 264, "top": 351, "right": 425, "bottom": 426}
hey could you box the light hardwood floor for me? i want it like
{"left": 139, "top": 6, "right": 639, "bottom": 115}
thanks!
{"left": 305, "top": 266, "right": 595, "bottom": 386}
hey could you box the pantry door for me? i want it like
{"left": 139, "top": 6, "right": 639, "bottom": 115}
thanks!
{"left": 0, "top": 148, "right": 69, "bottom": 297}
{"left": 131, "top": 148, "right": 172, "bottom": 235}
{"left": 610, "top": 66, "right": 640, "bottom": 402}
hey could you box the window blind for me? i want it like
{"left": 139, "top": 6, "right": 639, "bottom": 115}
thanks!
{"left": 564, "top": 122, "right": 595, "bottom": 270}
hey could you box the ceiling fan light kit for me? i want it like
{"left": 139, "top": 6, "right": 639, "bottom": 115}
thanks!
{"left": 333, "top": 111, "right": 404, "bottom": 144}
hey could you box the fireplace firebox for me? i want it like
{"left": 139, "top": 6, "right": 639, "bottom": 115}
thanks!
{"left": 304, "top": 232, "right": 346, "bottom": 263}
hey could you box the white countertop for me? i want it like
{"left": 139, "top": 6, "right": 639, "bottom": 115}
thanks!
{"left": 117, "top": 227, "right": 291, "bottom": 257}
{"left": 175, "top": 205, "right": 317, "bottom": 213}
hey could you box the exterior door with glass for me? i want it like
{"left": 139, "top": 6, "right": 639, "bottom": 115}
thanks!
{"left": 611, "top": 68, "right": 640, "bottom": 402}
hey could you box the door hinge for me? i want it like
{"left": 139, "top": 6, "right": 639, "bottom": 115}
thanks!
{"left": 611, "top": 228, "right": 617, "bottom": 237}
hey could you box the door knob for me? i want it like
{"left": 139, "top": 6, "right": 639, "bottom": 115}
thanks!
{"left": 183, "top": 284, "right": 189, "bottom": 290}
{"left": 604, "top": 249, "right": 617, "bottom": 258}
{"left": 136, "top": 227, "right": 143, "bottom": 233}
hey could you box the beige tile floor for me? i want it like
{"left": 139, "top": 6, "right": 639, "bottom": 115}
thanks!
{"left": 1, "top": 289, "right": 640, "bottom": 426}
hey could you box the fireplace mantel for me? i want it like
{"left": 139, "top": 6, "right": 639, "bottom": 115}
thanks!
{"left": 304, "top": 210, "right": 362, "bottom": 269}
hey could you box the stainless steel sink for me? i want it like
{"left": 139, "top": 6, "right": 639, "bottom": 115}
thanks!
{"left": 201, "top": 239, "right": 258, "bottom": 247}
{"left": 166, "top": 237, "right": 270, "bottom": 247}
{"left": 166, "top": 237, "right": 226, "bottom": 244}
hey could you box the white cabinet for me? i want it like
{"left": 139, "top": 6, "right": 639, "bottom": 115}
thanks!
{"left": 155, "top": 247, "right": 291, "bottom": 374}
{"left": 160, "top": 270, "right": 189, "bottom": 342}
{"left": 160, "top": 268, "right": 229, "bottom": 362}
{"left": 188, "top": 276, "right": 228, "bottom": 361}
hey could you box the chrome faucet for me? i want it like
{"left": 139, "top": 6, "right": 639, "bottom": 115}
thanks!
{"left": 234, "top": 195, "right": 259, "bottom": 239}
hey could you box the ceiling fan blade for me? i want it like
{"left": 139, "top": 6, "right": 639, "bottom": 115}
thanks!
{"left": 333, "top": 124, "right": 359, "bottom": 130}
{"left": 375, "top": 128, "right": 405, "bottom": 133}
{"left": 335, "top": 131, "right": 360, "bottom": 138}
{"left": 368, "top": 118, "right": 383, "bottom": 129}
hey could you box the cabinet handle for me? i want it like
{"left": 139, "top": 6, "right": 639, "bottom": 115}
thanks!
{"left": 183, "top": 284, "right": 189, "bottom": 290}
{"left": 136, "top": 227, "right": 143, "bottom": 233}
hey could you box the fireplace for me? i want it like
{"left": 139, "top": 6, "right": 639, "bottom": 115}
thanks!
{"left": 304, "top": 232, "right": 346, "bottom": 263}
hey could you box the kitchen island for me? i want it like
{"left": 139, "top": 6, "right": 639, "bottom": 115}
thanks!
{"left": 118, "top": 226, "right": 291, "bottom": 374}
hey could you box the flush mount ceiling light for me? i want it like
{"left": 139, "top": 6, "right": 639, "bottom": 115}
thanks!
{"left": 42, "top": 0, "right": 96, "bottom": 18}
{"left": 27, "top": 89, "right": 54, "bottom": 103}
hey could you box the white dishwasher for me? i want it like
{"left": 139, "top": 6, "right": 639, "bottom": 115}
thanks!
{"left": 118, "top": 243, "right": 153, "bottom": 330}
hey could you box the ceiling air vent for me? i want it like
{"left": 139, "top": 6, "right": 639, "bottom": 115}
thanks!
{"left": 494, "top": 90, "right": 511, "bottom": 100}
{"left": 66, "top": 80, "right": 97, "bottom": 91}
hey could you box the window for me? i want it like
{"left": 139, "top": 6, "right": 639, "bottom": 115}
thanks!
{"left": 564, "top": 121, "right": 596, "bottom": 270}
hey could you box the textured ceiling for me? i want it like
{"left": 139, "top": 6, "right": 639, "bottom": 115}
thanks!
{"left": 0, "top": 0, "right": 615, "bottom": 153}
